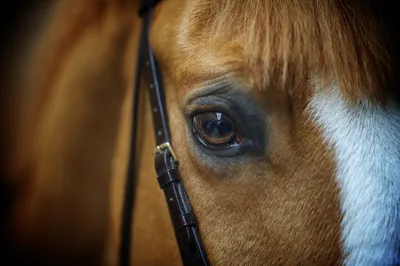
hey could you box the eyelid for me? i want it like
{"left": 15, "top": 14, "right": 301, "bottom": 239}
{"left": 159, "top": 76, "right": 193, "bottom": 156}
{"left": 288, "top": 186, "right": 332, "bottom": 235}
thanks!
{"left": 185, "top": 102, "right": 231, "bottom": 117}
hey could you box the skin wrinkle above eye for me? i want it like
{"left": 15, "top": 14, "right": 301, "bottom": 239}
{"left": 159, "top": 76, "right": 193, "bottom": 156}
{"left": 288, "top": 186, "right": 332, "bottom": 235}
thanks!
{"left": 182, "top": 84, "right": 268, "bottom": 171}
{"left": 184, "top": 81, "right": 232, "bottom": 106}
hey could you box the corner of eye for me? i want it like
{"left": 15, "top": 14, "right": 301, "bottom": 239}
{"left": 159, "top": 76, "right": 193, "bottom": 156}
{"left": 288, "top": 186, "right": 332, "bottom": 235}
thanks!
{"left": 181, "top": 106, "right": 195, "bottom": 120}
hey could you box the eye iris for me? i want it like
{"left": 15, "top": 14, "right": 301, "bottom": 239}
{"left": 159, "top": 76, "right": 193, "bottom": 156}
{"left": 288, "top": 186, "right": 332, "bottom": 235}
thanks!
{"left": 193, "top": 112, "right": 237, "bottom": 146}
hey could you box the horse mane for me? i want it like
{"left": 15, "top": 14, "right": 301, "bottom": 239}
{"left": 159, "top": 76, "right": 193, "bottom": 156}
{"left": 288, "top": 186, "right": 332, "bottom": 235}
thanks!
{"left": 188, "top": 0, "right": 399, "bottom": 104}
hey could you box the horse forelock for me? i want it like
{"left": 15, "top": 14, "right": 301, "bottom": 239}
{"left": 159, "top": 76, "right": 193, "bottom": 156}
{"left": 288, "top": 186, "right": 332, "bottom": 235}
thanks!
{"left": 167, "top": 0, "right": 399, "bottom": 105}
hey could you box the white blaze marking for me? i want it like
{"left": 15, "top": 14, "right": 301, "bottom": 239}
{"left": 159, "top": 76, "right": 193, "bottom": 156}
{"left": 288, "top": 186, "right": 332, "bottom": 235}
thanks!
{"left": 309, "top": 86, "right": 400, "bottom": 265}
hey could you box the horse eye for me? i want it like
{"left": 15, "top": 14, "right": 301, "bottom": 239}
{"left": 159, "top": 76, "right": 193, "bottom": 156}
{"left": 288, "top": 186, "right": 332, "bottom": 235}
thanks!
{"left": 192, "top": 112, "right": 240, "bottom": 147}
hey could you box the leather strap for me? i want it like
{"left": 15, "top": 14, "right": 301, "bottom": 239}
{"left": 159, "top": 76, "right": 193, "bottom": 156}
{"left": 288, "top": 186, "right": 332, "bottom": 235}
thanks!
{"left": 119, "top": 1, "right": 210, "bottom": 266}
{"left": 118, "top": 4, "right": 148, "bottom": 265}
{"left": 138, "top": 0, "right": 160, "bottom": 17}
{"left": 154, "top": 151, "right": 209, "bottom": 265}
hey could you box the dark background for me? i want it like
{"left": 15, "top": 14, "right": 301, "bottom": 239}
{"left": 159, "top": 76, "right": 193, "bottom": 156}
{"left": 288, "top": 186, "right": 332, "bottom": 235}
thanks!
{"left": 0, "top": 1, "right": 50, "bottom": 264}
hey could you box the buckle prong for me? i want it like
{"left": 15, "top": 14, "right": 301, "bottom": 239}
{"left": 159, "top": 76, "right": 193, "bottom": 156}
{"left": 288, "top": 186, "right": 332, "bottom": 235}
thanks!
{"left": 154, "top": 142, "right": 178, "bottom": 163}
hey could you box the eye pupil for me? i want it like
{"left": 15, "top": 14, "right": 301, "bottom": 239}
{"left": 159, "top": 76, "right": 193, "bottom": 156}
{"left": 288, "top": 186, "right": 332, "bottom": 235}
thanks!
{"left": 193, "top": 112, "right": 238, "bottom": 146}
{"left": 202, "top": 119, "right": 232, "bottom": 137}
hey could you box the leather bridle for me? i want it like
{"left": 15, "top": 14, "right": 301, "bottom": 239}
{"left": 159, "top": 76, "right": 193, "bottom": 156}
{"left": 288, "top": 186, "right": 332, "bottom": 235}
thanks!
{"left": 119, "top": 1, "right": 210, "bottom": 265}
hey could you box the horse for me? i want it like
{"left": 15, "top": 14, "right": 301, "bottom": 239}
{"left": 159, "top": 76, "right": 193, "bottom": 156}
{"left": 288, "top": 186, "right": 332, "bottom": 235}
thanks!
{"left": 3, "top": 0, "right": 400, "bottom": 265}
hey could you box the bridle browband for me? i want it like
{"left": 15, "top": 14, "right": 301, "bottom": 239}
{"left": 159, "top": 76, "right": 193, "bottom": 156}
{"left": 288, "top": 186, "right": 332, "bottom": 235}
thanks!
{"left": 119, "top": 1, "right": 210, "bottom": 265}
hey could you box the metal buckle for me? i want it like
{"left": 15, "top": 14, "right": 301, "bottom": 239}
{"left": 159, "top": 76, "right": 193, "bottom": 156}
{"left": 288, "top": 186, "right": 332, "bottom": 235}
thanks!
{"left": 154, "top": 142, "right": 178, "bottom": 163}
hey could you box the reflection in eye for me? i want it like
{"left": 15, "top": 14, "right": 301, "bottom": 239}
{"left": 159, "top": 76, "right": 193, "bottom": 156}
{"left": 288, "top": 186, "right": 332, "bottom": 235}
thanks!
{"left": 192, "top": 112, "right": 242, "bottom": 147}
